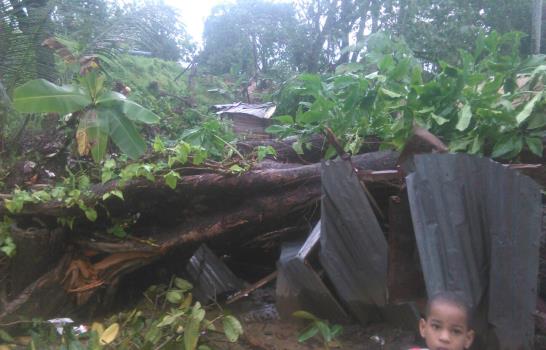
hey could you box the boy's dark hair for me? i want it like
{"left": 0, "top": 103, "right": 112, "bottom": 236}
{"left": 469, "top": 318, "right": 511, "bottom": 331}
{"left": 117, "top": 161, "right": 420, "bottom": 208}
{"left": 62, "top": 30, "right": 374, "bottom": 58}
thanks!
{"left": 425, "top": 290, "right": 474, "bottom": 328}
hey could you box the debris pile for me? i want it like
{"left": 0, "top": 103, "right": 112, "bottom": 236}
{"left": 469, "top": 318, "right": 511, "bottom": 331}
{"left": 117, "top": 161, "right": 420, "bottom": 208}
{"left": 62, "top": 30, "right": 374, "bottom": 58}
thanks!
{"left": 0, "top": 136, "right": 543, "bottom": 350}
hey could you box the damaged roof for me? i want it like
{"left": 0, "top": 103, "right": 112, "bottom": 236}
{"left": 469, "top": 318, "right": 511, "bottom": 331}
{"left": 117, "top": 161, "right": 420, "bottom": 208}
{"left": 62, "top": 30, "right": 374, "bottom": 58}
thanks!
{"left": 319, "top": 158, "right": 388, "bottom": 323}
{"left": 276, "top": 222, "right": 350, "bottom": 323}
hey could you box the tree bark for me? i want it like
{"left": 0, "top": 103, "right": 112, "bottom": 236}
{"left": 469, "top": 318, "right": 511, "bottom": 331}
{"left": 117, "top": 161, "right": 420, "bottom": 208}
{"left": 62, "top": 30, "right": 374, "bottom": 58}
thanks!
{"left": 0, "top": 151, "right": 400, "bottom": 322}
{"left": 533, "top": 0, "right": 543, "bottom": 54}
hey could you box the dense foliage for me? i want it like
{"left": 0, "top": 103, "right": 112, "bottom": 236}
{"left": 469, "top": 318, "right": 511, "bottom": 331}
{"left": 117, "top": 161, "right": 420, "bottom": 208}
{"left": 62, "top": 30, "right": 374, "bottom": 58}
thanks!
{"left": 0, "top": 277, "right": 243, "bottom": 349}
{"left": 270, "top": 32, "right": 546, "bottom": 159}
{"left": 200, "top": 0, "right": 541, "bottom": 77}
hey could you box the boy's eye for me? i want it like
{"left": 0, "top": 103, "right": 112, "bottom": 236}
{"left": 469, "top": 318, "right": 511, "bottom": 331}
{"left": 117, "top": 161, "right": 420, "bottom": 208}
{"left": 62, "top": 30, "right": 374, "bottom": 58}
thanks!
{"left": 431, "top": 324, "right": 441, "bottom": 330}
{"left": 451, "top": 328, "right": 463, "bottom": 335}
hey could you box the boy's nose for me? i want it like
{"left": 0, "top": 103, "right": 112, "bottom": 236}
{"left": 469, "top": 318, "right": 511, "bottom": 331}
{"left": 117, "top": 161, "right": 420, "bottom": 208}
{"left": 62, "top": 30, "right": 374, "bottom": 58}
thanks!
{"left": 439, "top": 330, "right": 451, "bottom": 343}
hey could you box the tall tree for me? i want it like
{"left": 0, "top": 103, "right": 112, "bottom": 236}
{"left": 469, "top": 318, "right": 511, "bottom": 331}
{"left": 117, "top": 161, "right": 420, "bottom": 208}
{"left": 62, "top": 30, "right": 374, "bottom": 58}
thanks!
{"left": 294, "top": 0, "right": 373, "bottom": 72}
{"left": 200, "top": 0, "right": 298, "bottom": 77}
{"left": 532, "top": 0, "right": 543, "bottom": 53}
{"left": 379, "top": 0, "right": 533, "bottom": 65}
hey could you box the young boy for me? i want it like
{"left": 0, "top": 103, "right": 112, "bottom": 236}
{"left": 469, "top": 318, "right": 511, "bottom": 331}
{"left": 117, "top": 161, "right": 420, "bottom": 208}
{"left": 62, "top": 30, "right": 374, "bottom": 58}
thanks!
{"left": 411, "top": 291, "right": 475, "bottom": 350}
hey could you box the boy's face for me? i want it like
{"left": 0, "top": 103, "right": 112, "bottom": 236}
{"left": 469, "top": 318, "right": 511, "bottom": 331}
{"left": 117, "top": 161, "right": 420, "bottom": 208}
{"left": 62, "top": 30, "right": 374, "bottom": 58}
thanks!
{"left": 419, "top": 301, "right": 475, "bottom": 350}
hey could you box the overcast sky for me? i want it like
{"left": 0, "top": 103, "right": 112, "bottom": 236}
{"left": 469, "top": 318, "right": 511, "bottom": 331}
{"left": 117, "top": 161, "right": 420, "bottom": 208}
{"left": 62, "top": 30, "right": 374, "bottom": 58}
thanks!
{"left": 164, "top": 0, "right": 231, "bottom": 45}
{"left": 164, "top": 0, "right": 292, "bottom": 46}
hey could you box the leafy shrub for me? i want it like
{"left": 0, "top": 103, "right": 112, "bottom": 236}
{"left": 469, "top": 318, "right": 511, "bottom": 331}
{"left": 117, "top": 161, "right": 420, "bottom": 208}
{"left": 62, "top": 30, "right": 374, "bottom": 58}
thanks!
{"left": 270, "top": 31, "right": 545, "bottom": 160}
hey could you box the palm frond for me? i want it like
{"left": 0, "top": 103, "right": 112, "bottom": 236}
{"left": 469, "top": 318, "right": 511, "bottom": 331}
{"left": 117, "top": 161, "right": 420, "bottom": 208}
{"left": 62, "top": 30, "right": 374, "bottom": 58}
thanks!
{"left": 0, "top": 0, "right": 57, "bottom": 92}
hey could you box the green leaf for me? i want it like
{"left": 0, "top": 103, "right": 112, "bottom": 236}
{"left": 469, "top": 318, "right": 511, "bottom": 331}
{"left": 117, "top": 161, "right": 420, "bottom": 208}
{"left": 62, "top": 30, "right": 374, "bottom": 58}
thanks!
{"left": 166, "top": 290, "right": 183, "bottom": 304}
{"left": 527, "top": 113, "right": 546, "bottom": 129}
{"left": 87, "top": 110, "right": 110, "bottom": 162}
{"left": 78, "top": 175, "right": 90, "bottom": 190}
{"left": 274, "top": 115, "right": 294, "bottom": 124}
{"left": 492, "top": 136, "right": 518, "bottom": 158}
{"left": 292, "top": 141, "right": 304, "bottom": 155}
{"left": 32, "top": 190, "right": 51, "bottom": 202}
{"left": 525, "top": 137, "right": 543, "bottom": 157}
{"left": 99, "top": 323, "right": 119, "bottom": 345}
{"left": 184, "top": 315, "right": 201, "bottom": 350}
{"left": 316, "top": 321, "right": 332, "bottom": 342}
{"left": 0, "top": 329, "right": 14, "bottom": 342}
{"left": 229, "top": 164, "right": 245, "bottom": 173}
{"left": 96, "top": 90, "right": 126, "bottom": 103}
{"left": 0, "top": 236, "right": 16, "bottom": 257}
{"left": 297, "top": 325, "right": 318, "bottom": 343}
{"left": 107, "top": 225, "right": 126, "bottom": 238}
{"left": 380, "top": 88, "right": 402, "bottom": 98}
{"left": 174, "top": 277, "right": 193, "bottom": 292}
{"left": 456, "top": 104, "right": 472, "bottom": 131}
{"left": 330, "top": 324, "right": 343, "bottom": 338}
{"left": 324, "top": 145, "right": 337, "bottom": 159}
{"left": 118, "top": 99, "right": 160, "bottom": 124}
{"left": 256, "top": 145, "right": 277, "bottom": 161}
{"left": 89, "top": 127, "right": 109, "bottom": 162}
{"left": 156, "top": 314, "right": 177, "bottom": 327}
{"left": 192, "top": 302, "right": 206, "bottom": 321}
{"left": 292, "top": 310, "right": 319, "bottom": 321}
{"left": 223, "top": 315, "right": 243, "bottom": 342}
{"left": 516, "top": 92, "right": 543, "bottom": 125}
{"left": 110, "top": 190, "right": 124, "bottom": 200}
{"left": 83, "top": 207, "right": 97, "bottom": 222}
{"left": 469, "top": 136, "right": 483, "bottom": 154}
{"left": 13, "top": 79, "right": 91, "bottom": 115}
{"left": 174, "top": 142, "right": 191, "bottom": 164}
{"left": 265, "top": 124, "right": 289, "bottom": 134}
{"left": 108, "top": 111, "right": 147, "bottom": 160}
{"left": 164, "top": 171, "right": 181, "bottom": 190}
{"left": 431, "top": 113, "right": 449, "bottom": 126}
{"left": 192, "top": 149, "right": 208, "bottom": 165}
{"left": 449, "top": 138, "right": 472, "bottom": 152}
{"left": 144, "top": 324, "right": 161, "bottom": 343}
{"left": 98, "top": 92, "right": 160, "bottom": 124}
{"left": 153, "top": 136, "right": 165, "bottom": 152}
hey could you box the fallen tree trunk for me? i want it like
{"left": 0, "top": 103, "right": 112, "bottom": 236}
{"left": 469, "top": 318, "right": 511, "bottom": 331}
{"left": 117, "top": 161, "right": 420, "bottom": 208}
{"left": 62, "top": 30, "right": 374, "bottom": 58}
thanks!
{"left": 0, "top": 151, "right": 399, "bottom": 223}
{"left": 0, "top": 151, "right": 400, "bottom": 322}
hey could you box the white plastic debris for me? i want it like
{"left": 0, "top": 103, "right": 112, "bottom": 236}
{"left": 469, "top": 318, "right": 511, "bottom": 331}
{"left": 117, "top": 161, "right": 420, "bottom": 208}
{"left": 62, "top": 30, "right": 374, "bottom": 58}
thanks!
{"left": 47, "top": 318, "right": 88, "bottom": 335}
{"left": 370, "top": 335, "right": 385, "bottom": 347}
{"left": 47, "top": 318, "right": 74, "bottom": 335}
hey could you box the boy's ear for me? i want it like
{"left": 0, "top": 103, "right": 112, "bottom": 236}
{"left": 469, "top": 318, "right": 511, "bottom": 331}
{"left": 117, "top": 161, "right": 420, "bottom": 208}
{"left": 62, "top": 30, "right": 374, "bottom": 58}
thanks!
{"left": 419, "top": 318, "right": 427, "bottom": 338}
{"left": 464, "top": 329, "right": 475, "bottom": 349}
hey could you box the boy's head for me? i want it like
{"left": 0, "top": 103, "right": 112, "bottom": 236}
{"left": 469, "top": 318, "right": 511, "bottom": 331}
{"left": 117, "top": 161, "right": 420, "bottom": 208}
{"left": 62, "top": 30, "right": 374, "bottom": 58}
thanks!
{"left": 419, "top": 291, "right": 475, "bottom": 350}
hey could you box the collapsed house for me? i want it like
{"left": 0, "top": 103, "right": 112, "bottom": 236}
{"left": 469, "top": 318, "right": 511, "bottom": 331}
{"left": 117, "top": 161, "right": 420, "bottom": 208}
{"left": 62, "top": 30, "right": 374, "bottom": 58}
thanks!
{"left": 273, "top": 154, "right": 542, "bottom": 350}
{"left": 0, "top": 138, "right": 543, "bottom": 350}
{"left": 212, "top": 102, "right": 276, "bottom": 140}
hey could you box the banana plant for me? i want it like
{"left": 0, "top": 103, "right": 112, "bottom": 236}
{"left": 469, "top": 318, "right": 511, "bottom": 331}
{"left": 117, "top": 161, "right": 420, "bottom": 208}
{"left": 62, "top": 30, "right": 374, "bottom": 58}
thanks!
{"left": 12, "top": 71, "right": 159, "bottom": 161}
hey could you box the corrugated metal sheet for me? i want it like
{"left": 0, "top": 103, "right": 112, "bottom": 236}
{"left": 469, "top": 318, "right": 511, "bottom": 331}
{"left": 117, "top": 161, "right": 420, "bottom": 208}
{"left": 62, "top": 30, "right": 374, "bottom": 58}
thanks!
{"left": 213, "top": 102, "right": 277, "bottom": 119}
{"left": 186, "top": 244, "right": 244, "bottom": 302}
{"left": 276, "top": 222, "right": 350, "bottom": 323}
{"left": 485, "top": 156, "right": 541, "bottom": 350}
{"left": 319, "top": 158, "right": 388, "bottom": 323}
{"left": 405, "top": 154, "right": 541, "bottom": 350}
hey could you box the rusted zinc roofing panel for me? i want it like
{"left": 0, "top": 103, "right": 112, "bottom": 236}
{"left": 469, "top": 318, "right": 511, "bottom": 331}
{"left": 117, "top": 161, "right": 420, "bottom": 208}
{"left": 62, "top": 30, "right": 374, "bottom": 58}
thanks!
{"left": 405, "top": 153, "right": 541, "bottom": 350}
{"left": 405, "top": 154, "right": 490, "bottom": 307}
{"left": 319, "top": 158, "right": 388, "bottom": 323}
{"left": 213, "top": 102, "right": 276, "bottom": 119}
{"left": 276, "top": 222, "right": 350, "bottom": 323}
{"left": 186, "top": 244, "right": 244, "bottom": 303}
{"left": 484, "top": 156, "right": 541, "bottom": 350}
